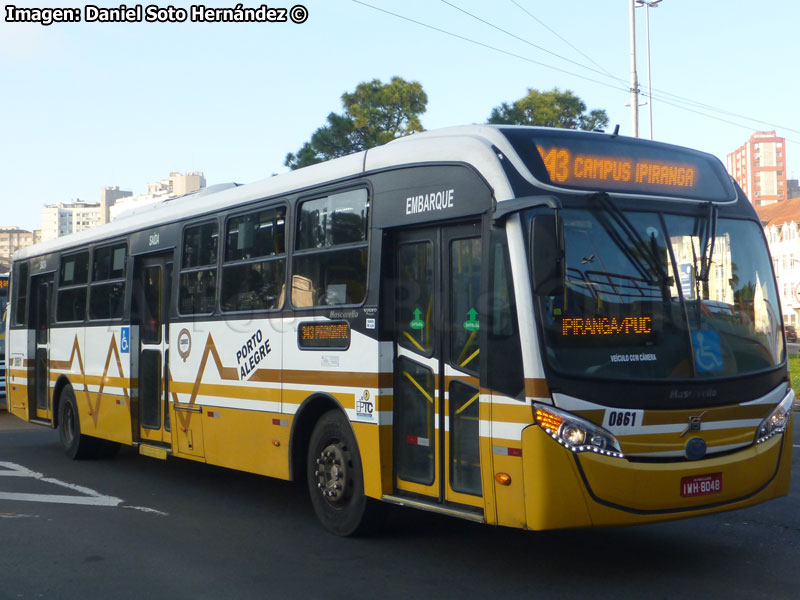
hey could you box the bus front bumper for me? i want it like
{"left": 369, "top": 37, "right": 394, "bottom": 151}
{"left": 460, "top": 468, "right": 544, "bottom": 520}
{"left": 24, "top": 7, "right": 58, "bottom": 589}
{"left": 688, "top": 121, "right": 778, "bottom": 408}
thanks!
{"left": 520, "top": 419, "right": 793, "bottom": 530}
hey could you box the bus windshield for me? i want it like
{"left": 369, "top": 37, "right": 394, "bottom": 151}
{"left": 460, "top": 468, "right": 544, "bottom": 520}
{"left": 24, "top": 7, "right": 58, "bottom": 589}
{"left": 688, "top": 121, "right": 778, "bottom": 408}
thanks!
{"left": 534, "top": 207, "right": 784, "bottom": 381}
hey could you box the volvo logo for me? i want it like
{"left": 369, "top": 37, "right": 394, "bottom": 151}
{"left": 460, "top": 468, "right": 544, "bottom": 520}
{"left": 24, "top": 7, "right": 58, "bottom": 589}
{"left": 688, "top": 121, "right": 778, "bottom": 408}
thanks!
{"left": 685, "top": 437, "right": 707, "bottom": 461}
{"left": 679, "top": 411, "right": 707, "bottom": 438}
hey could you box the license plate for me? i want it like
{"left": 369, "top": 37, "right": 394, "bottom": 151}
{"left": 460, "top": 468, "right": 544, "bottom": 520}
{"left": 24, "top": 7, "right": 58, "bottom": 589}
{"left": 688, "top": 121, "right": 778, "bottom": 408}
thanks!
{"left": 681, "top": 473, "right": 722, "bottom": 498}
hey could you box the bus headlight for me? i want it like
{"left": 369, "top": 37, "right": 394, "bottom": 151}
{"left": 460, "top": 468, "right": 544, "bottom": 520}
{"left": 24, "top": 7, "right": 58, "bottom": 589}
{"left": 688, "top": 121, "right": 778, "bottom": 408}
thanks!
{"left": 755, "top": 389, "right": 795, "bottom": 444}
{"left": 534, "top": 404, "right": 624, "bottom": 458}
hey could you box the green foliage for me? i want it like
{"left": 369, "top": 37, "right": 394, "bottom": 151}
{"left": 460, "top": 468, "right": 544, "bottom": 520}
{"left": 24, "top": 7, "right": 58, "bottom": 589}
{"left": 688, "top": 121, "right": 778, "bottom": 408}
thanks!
{"left": 285, "top": 77, "right": 428, "bottom": 170}
{"left": 487, "top": 87, "right": 609, "bottom": 131}
{"left": 789, "top": 354, "right": 800, "bottom": 400}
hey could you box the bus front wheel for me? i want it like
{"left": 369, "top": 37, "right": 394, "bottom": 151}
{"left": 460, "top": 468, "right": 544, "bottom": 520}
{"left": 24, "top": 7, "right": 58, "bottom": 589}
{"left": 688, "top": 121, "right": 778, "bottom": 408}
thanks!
{"left": 307, "top": 409, "right": 376, "bottom": 536}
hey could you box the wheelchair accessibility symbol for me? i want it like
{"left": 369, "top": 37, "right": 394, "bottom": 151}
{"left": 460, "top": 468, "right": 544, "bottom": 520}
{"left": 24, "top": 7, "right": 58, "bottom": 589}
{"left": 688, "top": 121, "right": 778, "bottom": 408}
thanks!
{"left": 120, "top": 327, "right": 130, "bottom": 354}
{"left": 691, "top": 330, "right": 722, "bottom": 373}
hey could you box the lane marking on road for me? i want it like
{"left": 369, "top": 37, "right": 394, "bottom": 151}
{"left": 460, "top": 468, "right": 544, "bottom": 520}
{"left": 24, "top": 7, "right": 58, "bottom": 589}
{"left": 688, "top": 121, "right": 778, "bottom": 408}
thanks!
{"left": 0, "top": 461, "right": 122, "bottom": 507}
{"left": 123, "top": 505, "right": 168, "bottom": 516}
{"left": 0, "top": 492, "right": 121, "bottom": 506}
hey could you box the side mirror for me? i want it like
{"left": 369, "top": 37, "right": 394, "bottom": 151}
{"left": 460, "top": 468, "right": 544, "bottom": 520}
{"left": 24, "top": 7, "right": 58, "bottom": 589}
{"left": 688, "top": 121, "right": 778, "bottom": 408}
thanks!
{"left": 530, "top": 213, "right": 564, "bottom": 296}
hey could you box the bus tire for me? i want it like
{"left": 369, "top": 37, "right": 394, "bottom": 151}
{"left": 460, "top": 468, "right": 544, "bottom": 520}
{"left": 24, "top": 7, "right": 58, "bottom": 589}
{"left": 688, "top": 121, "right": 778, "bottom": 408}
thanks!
{"left": 58, "top": 384, "right": 100, "bottom": 460}
{"left": 307, "top": 409, "right": 379, "bottom": 536}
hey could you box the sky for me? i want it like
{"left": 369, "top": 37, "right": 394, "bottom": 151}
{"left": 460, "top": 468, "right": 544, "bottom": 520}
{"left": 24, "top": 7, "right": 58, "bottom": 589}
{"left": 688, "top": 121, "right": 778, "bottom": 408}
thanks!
{"left": 2, "top": 0, "right": 799, "bottom": 232}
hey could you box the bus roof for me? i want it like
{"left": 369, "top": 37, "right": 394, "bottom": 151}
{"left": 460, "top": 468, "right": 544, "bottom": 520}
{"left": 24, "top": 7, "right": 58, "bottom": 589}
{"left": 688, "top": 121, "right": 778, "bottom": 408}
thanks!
{"left": 16, "top": 125, "right": 531, "bottom": 261}
{"left": 14, "top": 125, "right": 730, "bottom": 261}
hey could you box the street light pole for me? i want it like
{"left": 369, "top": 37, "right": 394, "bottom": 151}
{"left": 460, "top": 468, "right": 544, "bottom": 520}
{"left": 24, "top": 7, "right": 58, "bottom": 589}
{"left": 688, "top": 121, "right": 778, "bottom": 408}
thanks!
{"left": 643, "top": 1, "right": 653, "bottom": 139}
{"left": 629, "top": 0, "right": 639, "bottom": 137}
{"left": 636, "top": 0, "right": 662, "bottom": 140}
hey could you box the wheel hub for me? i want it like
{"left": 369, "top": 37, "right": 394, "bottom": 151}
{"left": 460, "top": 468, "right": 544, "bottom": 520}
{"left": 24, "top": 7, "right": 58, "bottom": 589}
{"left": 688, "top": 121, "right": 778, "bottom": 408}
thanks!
{"left": 315, "top": 443, "right": 349, "bottom": 504}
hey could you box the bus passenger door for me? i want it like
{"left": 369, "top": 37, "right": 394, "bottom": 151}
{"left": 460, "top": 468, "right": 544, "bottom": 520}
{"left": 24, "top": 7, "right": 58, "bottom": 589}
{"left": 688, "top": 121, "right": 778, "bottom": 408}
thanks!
{"left": 30, "top": 274, "right": 54, "bottom": 421}
{"left": 392, "top": 223, "right": 484, "bottom": 510}
{"left": 134, "top": 254, "right": 172, "bottom": 448}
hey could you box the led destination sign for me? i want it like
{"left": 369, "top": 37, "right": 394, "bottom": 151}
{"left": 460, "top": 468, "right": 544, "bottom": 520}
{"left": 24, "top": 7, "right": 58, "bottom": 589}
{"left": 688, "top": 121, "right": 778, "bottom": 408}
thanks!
{"left": 501, "top": 128, "right": 736, "bottom": 201}
{"left": 557, "top": 315, "right": 657, "bottom": 351}
{"left": 298, "top": 321, "right": 351, "bottom": 350}
{"left": 561, "top": 316, "right": 652, "bottom": 337}
{"left": 537, "top": 146, "right": 696, "bottom": 190}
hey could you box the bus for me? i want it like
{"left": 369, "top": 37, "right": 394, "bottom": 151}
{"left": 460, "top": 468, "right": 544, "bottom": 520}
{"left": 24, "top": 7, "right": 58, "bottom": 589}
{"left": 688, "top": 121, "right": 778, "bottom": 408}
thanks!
{"left": 1, "top": 272, "right": 8, "bottom": 408}
{"left": 5, "top": 125, "right": 794, "bottom": 535}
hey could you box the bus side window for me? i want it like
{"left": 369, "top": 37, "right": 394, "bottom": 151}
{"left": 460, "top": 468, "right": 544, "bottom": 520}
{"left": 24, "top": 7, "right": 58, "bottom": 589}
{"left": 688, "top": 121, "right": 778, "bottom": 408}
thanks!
{"left": 57, "top": 251, "right": 89, "bottom": 323}
{"left": 13, "top": 262, "right": 29, "bottom": 326}
{"left": 486, "top": 234, "right": 524, "bottom": 399}
{"left": 179, "top": 221, "right": 219, "bottom": 315}
{"left": 221, "top": 206, "right": 287, "bottom": 312}
{"left": 89, "top": 243, "right": 127, "bottom": 320}
{"left": 292, "top": 189, "right": 368, "bottom": 307}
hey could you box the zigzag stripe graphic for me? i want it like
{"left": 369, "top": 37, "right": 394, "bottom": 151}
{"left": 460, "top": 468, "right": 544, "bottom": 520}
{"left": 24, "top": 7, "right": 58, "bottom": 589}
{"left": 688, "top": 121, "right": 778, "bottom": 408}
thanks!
{"left": 170, "top": 333, "right": 237, "bottom": 431}
{"left": 51, "top": 334, "right": 129, "bottom": 427}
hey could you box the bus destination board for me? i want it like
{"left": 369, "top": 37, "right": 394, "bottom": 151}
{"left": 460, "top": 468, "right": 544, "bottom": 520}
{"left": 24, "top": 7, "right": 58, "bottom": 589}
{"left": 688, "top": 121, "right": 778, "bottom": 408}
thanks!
{"left": 298, "top": 321, "right": 351, "bottom": 350}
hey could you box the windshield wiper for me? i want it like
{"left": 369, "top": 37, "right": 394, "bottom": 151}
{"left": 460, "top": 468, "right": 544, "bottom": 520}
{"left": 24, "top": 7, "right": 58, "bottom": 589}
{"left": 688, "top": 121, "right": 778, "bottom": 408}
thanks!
{"left": 589, "top": 193, "right": 672, "bottom": 292}
{"left": 689, "top": 201, "right": 719, "bottom": 301}
{"left": 698, "top": 201, "right": 719, "bottom": 284}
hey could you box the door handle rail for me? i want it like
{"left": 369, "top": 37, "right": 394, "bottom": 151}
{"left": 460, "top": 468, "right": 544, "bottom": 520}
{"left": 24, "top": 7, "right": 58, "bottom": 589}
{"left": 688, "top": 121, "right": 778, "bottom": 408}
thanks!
{"left": 173, "top": 403, "right": 202, "bottom": 413}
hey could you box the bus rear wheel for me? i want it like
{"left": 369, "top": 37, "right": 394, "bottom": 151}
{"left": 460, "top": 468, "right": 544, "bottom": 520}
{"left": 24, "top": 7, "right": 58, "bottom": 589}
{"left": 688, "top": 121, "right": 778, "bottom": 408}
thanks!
{"left": 307, "top": 409, "right": 378, "bottom": 536}
{"left": 58, "top": 384, "right": 119, "bottom": 459}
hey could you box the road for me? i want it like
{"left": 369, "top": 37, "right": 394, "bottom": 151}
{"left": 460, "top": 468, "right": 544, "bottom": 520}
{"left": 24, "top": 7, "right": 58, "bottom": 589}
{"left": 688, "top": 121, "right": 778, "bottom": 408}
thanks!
{"left": 0, "top": 411, "right": 798, "bottom": 600}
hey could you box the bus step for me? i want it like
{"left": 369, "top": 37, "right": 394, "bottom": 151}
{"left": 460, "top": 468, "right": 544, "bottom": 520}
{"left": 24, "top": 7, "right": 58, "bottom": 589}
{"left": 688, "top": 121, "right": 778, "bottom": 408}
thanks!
{"left": 381, "top": 494, "right": 485, "bottom": 523}
{"left": 138, "top": 444, "right": 169, "bottom": 460}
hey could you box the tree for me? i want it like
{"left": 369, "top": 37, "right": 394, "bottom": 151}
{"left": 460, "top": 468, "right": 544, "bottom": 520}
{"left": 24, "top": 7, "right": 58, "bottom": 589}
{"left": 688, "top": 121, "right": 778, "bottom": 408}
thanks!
{"left": 487, "top": 87, "right": 609, "bottom": 131}
{"left": 285, "top": 77, "right": 428, "bottom": 170}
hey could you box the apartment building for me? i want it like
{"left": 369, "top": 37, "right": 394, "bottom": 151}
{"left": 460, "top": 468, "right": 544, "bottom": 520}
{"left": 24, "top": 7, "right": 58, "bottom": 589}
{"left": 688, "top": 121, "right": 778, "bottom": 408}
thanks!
{"left": 110, "top": 171, "right": 206, "bottom": 220}
{"left": 727, "top": 131, "right": 788, "bottom": 206}
{"left": 100, "top": 186, "right": 133, "bottom": 224}
{"left": 756, "top": 197, "right": 800, "bottom": 326}
{"left": 0, "top": 227, "right": 37, "bottom": 273}
{"left": 41, "top": 200, "right": 103, "bottom": 242}
{"left": 38, "top": 172, "right": 205, "bottom": 241}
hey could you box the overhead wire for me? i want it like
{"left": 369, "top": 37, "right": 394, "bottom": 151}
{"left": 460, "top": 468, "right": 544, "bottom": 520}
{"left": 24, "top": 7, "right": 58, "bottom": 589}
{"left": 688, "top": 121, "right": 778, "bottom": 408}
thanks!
{"left": 351, "top": 1, "right": 634, "bottom": 96}
{"left": 641, "top": 90, "right": 800, "bottom": 144}
{"left": 644, "top": 89, "right": 800, "bottom": 137}
{"left": 352, "top": 0, "right": 799, "bottom": 141}
{"left": 506, "top": 1, "right": 736, "bottom": 111}
{"left": 494, "top": 0, "right": 800, "bottom": 137}
{"left": 439, "top": 0, "right": 625, "bottom": 85}
{"left": 508, "top": 0, "right": 617, "bottom": 79}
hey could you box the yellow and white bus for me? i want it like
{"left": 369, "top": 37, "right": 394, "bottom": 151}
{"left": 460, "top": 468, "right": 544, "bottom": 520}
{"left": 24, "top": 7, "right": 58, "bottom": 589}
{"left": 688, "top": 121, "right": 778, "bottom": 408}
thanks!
{"left": 5, "top": 126, "right": 794, "bottom": 535}
{"left": 1, "top": 272, "right": 8, "bottom": 407}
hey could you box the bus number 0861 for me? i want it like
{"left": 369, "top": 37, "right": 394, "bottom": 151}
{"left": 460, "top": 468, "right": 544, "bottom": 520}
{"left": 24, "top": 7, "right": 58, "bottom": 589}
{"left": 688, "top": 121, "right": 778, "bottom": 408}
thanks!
{"left": 607, "top": 411, "right": 637, "bottom": 427}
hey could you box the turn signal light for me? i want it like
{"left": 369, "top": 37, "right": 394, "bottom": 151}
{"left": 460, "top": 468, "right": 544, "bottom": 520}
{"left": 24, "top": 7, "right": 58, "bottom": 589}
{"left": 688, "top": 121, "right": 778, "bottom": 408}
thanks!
{"left": 535, "top": 407, "right": 563, "bottom": 431}
{"left": 495, "top": 473, "right": 512, "bottom": 486}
